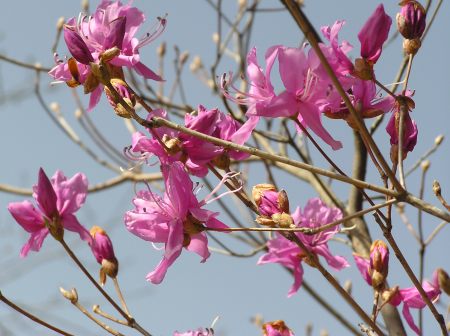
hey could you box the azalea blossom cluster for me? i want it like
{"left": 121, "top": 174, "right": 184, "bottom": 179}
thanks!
{"left": 5, "top": 0, "right": 449, "bottom": 335}
{"left": 222, "top": 4, "right": 420, "bottom": 159}
{"left": 49, "top": 0, "right": 165, "bottom": 112}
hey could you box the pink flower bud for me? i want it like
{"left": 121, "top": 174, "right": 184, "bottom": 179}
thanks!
{"left": 397, "top": 1, "right": 426, "bottom": 40}
{"left": 63, "top": 26, "right": 94, "bottom": 65}
{"left": 262, "top": 320, "right": 294, "bottom": 336}
{"left": 252, "top": 184, "right": 289, "bottom": 216}
{"left": 90, "top": 226, "right": 118, "bottom": 284}
{"left": 369, "top": 240, "right": 389, "bottom": 290}
{"left": 358, "top": 4, "right": 392, "bottom": 64}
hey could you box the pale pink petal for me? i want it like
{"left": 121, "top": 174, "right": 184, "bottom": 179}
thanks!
{"left": 20, "top": 228, "right": 49, "bottom": 258}
{"left": 52, "top": 171, "right": 88, "bottom": 214}
{"left": 353, "top": 253, "right": 372, "bottom": 285}
{"left": 287, "top": 264, "right": 304, "bottom": 298}
{"left": 87, "top": 86, "right": 103, "bottom": 112}
{"left": 278, "top": 47, "right": 307, "bottom": 93}
{"left": 402, "top": 304, "right": 421, "bottom": 335}
{"left": 186, "top": 233, "right": 210, "bottom": 262}
{"left": 313, "top": 245, "right": 349, "bottom": 270}
{"left": 133, "top": 62, "right": 163, "bottom": 81}
{"left": 8, "top": 201, "right": 45, "bottom": 233}
{"left": 62, "top": 213, "right": 91, "bottom": 242}
{"left": 296, "top": 102, "right": 342, "bottom": 150}
{"left": 124, "top": 211, "right": 169, "bottom": 243}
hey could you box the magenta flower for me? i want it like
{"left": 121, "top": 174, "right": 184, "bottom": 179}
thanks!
{"left": 261, "top": 46, "right": 343, "bottom": 150}
{"left": 173, "top": 329, "right": 213, "bottom": 336}
{"left": 8, "top": 168, "right": 90, "bottom": 257}
{"left": 124, "top": 162, "right": 230, "bottom": 284}
{"left": 320, "top": 20, "right": 354, "bottom": 76}
{"left": 390, "top": 271, "right": 441, "bottom": 335}
{"left": 129, "top": 106, "right": 250, "bottom": 176}
{"left": 49, "top": 0, "right": 165, "bottom": 111}
{"left": 262, "top": 320, "right": 294, "bottom": 336}
{"left": 258, "top": 198, "right": 348, "bottom": 296}
{"left": 221, "top": 46, "right": 280, "bottom": 140}
{"left": 358, "top": 4, "right": 392, "bottom": 64}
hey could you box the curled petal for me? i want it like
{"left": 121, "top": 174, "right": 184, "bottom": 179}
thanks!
{"left": 20, "top": 228, "right": 49, "bottom": 258}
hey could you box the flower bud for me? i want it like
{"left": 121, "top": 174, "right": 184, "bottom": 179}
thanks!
{"left": 437, "top": 268, "right": 450, "bottom": 296}
{"left": 104, "top": 78, "right": 136, "bottom": 119}
{"left": 262, "top": 320, "right": 294, "bottom": 336}
{"left": 397, "top": 1, "right": 426, "bottom": 40}
{"left": 59, "top": 287, "right": 78, "bottom": 304}
{"left": 369, "top": 240, "right": 389, "bottom": 290}
{"left": 252, "top": 184, "right": 276, "bottom": 207}
{"left": 271, "top": 213, "right": 294, "bottom": 228}
{"left": 435, "top": 134, "right": 444, "bottom": 145}
{"left": 63, "top": 26, "right": 94, "bottom": 65}
{"left": 90, "top": 226, "right": 118, "bottom": 285}
{"left": 420, "top": 160, "right": 430, "bottom": 171}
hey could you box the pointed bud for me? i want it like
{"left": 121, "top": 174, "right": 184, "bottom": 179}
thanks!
{"left": 277, "top": 190, "right": 290, "bottom": 214}
{"left": 59, "top": 287, "right": 78, "bottom": 304}
{"left": 397, "top": 1, "right": 426, "bottom": 40}
{"left": 63, "top": 26, "right": 94, "bottom": 65}
{"left": 435, "top": 134, "right": 444, "bottom": 145}
{"left": 437, "top": 268, "right": 450, "bottom": 296}
{"left": 369, "top": 240, "right": 389, "bottom": 290}
{"left": 90, "top": 226, "right": 119, "bottom": 284}
{"left": 105, "top": 16, "right": 126, "bottom": 50}
{"left": 421, "top": 160, "right": 430, "bottom": 171}
{"left": 252, "top": 184, "right": 276, "bottom": 207}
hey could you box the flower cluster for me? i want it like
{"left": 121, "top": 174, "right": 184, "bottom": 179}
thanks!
{"left": 129, "top": 106, "right": 251, "bottom": 176}
{"left": 258, "top": 198, "right": 349, "bottom": 297}
{"left": 49, "top": 0, "right": 165, "bottom": 111}
{"left": 222, "top": 4, "right": 420, "bottom": 159}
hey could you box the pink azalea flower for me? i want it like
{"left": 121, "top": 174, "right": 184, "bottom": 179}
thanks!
{"left": 258, "top": 198, "right": 348, "bottom": 297}
{"left": 173, "top": 328, "right": 213, "bottom": 336}
{"left": 262, "top": 320, "right": 294, "bottom": 336}
{"left": 260, "top": 46, "right": 343, "bottom": 150}
{"left": 390, "top": 271, "right": 441, "bottom": 335}
{"left": 124, "top": 162, "right": 231, "bottom": 284}
{"left": 221, "top": 46, "right": 280, "bottom": 141}
{"left": 8, "top": 168, "right": 90, "bottom": 257}
{"left": 49, "top": 0, "right": 165, "bottom": 111}
{"left": 358, "top": 4, "right": 392, "bottom": 64}
{"left": 128, "top": 106, "right": 250, "bottom": 176}
{"left": 320, "top": 20, "right": 354, "bottom": 76}
{"left": 325, "top": 79, "right": 395, "bottom": 127}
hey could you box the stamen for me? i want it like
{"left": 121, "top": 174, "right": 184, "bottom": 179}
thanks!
{"left": 135, "top": 14, "right": 168, "bottom": 50}
{"left": 202, "top": 171, "right": 242, "bottom": 205}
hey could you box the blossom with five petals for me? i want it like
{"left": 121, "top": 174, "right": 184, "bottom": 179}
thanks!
{"left": 124, "top": 162, "right": 230, "bottom": 284}
{"left": 8, "top": 168, "right": 90, "bottom": 257}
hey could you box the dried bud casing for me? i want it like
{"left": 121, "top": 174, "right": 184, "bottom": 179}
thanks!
{"left": 353, "top": 58, "right": 373, "bottom": 80}
{"left": 252, "top": 184, "right": 276, "bottom": 206}
{"left": 403, "top": 38, "right": 422, "bottom": 55}
{"left": 212, "top": 152, "right": 231, "bottom": 170}
{"left": 437, "top": 268, "right": 450, "bottom": 296}
{"left": 162, "top": 134, "right": 183, "bottom": 155}
{"left": 277, "top": 190, "right": 290, "bottom": 214}
{"left": 271, "top": 213, "right": 294, "bottom": 228}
